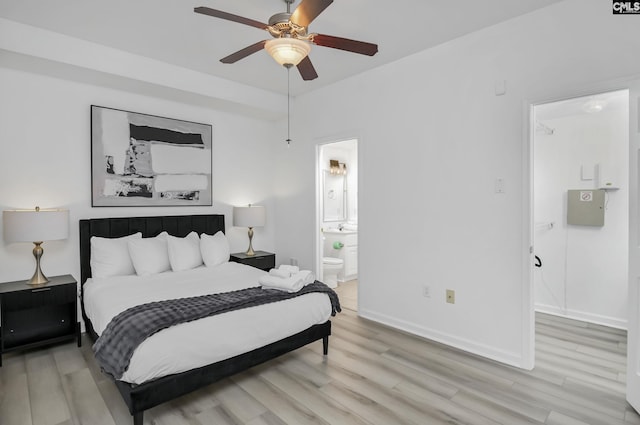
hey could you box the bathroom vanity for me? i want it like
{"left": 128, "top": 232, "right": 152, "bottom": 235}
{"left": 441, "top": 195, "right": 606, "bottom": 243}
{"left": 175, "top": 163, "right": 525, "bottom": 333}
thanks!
{"left": 324, "top": 229, "right": 358, "bottom": 282}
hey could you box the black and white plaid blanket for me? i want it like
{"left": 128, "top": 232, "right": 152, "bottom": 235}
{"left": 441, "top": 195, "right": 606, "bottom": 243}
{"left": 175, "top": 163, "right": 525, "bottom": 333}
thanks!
{"left": 93, "top": 281, "right": 341, "bottom": 379}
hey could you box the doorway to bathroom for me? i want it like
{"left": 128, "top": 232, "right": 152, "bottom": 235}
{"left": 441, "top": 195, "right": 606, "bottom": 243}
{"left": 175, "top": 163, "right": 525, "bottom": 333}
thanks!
{"left": 316, "top": 138, "right": 358, "bottom": 311}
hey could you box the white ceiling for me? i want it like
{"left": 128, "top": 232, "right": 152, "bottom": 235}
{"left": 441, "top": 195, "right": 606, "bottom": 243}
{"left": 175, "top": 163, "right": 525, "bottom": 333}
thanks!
{"left": 535, "top": 90, "right": 629, "bottom": 122}
{"left": 0, "top": 0, "right": 564, "bottom": 96}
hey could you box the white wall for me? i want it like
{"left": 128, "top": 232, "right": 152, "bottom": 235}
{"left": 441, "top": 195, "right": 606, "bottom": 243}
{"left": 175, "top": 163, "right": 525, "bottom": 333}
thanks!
{"left": 0, "top": 66, "right": 278, "bottom": 284}
{"left": 534, "top": 102, "right": 629, "bottom": 328}
{"left": 275, "top": 0, "right": 640, "bottom": 367}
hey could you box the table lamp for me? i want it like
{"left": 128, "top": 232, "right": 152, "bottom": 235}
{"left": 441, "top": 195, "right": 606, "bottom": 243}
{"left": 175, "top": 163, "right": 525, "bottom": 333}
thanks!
{"left": 3, "top": 206, "right": 69, "bottom": 284}
{"left": 233, "top": 205, "right": 265, "bottom": 256}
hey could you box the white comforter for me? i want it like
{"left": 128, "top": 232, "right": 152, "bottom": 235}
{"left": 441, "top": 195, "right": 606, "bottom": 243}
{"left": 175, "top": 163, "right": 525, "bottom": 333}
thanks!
{"left": 83, "top": 262, "right": 332, "bottom": 384}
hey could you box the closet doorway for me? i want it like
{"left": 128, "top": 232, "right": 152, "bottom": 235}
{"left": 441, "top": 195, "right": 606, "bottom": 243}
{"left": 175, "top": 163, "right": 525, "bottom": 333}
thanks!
{"left": 532, "top": 89, "right": 629, "bottom": 329}
{"left": 316, "top": 138, "right": 358, "bottom": 311}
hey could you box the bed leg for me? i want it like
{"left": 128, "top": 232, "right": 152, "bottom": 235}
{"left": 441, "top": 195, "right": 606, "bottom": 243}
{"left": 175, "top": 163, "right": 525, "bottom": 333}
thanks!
{"left": 133, "top": 411, "right": 143, "bottom": 425}
{"left": 323, "top": 335, "right": 329, "bottom": 355}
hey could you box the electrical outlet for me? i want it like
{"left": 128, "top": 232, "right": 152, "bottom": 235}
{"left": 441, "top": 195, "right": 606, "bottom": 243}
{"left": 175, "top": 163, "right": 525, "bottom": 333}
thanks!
{"left": 422, "top": 286, "right": 431, "bottom": 298}
{"left": 495, "top": 178, "right": 505, "bottom": 194}
{"left": 446, "top": 289, "right": 455, "bottom": 304}
{"left": 290, "top": 258, "right": 298, "bottom": 266}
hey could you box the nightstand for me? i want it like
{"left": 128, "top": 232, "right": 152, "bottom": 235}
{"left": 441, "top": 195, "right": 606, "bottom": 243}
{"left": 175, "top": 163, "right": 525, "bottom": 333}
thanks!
{"left": 230, "top": 251, "right": 275, "bottom": 271}
{"left": 0, "top": 274, "right": 80, "bottom": 366}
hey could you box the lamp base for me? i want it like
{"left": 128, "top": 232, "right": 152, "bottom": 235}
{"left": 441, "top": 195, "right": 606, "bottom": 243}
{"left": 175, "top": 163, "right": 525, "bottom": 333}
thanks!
{"left": 27, "top": 242, "right": 49, "bottom": 285}
{"left": 245, "top": 227, "right": 256, "bottom": 256}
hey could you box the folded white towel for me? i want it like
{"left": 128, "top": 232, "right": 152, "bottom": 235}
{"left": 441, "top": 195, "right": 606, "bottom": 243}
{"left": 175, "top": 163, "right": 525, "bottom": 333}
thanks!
{"left": 269, "top": 268, "right": 291, "bottom": 278}
{"left": 297, "top": 270, "right": 316, "bottom": 285}
{"left": 260, "top": 270, "right": 316, "bottom": 293}
{"left": 259, "top": 274, "right": 304, "bottom": 293}
{"left": 278, "top": 264, "right": 299, "bottom": 274}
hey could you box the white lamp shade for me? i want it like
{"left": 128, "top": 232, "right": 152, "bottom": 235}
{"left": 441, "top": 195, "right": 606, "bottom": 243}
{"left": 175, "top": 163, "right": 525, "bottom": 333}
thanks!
{"left": 3, "top": 208, "right": 69, "bottom": 242}
{"left": 233, "top": 205, "right": 266, "bottom": 228}
{"left": 264, "top": 38, "right": 311, "bottom": 66}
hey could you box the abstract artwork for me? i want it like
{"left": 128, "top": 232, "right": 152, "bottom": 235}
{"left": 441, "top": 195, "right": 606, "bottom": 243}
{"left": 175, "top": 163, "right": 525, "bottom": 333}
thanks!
{"left": 91, "top": 106, "right": 212, "bottom": 206}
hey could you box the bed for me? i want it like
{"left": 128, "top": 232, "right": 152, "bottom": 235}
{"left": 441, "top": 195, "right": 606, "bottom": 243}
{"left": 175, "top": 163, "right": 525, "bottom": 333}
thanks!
{"left": 79, "top": 214, "right": 333, "bottom": 425}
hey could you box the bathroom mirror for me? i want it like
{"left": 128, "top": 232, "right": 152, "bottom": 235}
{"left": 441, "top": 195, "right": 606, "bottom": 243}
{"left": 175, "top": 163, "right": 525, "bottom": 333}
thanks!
{"left": 323, "top": 171, "right": 346, "bottom": 222}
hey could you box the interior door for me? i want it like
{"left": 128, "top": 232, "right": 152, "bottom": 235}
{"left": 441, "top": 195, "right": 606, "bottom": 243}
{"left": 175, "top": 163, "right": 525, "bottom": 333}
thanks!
{"left": 627, "top": 82, "right": 640, "bottom": 412}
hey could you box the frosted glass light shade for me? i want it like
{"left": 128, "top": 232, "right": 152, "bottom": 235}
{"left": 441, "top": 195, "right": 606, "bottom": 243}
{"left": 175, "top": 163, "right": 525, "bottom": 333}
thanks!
{"left": 233, "top": 205, "right": 266, "bottom": 228}
{"left": 265, "top": 38, "right": 311, "bottom": 66}
{"left": 3, "top": 208, "right": 69, "bottom": 242}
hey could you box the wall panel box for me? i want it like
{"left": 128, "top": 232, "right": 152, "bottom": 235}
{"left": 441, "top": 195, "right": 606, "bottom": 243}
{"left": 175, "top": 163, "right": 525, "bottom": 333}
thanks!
{"left": 567, "top": 189, "right": 605, "bottom": 226}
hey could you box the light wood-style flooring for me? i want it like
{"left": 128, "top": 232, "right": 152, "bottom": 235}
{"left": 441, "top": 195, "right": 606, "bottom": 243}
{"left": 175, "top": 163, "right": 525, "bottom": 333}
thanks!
{"left": 0, "top": 307, "right": 638, "bottom": 424}
{"left": 334, "top": 280, "right": 357, "bottom": 312}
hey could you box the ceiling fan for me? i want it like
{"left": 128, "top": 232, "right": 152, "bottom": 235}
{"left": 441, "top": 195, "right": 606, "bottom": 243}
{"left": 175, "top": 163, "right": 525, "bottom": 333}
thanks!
{"left": 194, "top": 0, "right": 378, "bottom": 81}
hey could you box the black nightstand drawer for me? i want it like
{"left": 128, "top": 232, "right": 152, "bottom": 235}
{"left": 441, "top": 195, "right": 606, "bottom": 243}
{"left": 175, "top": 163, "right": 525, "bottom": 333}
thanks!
{"left": 2, "top": 284, "right": 76, "bottom": 312}
{"left": 246, "top": 255, "right": 276, "bottom": 270}
{"left": 0, "top": 275, "right": 80, "bottom": 365}
{"left": 230, "top": 251, "right": 276, "bottom": 271}
{"left": 3, "top": 304, "right": 75, "bottom": 349}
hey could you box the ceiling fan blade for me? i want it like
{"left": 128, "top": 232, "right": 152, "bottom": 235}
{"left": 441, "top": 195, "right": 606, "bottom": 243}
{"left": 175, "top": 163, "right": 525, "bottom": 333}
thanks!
{"left": 312, "top": 34, "right": 378, "bottom": 56}
{"left": 220, "top": 41, "right": 267, "bottom": 64}
{"left": 290, "top": 0, "right": 333, "bottom": 27}
{"left": 297, "top": 56, "right": 318, "bottom": 81}
{"left": 194, "top": 7, "right": 268, "bottom": 30}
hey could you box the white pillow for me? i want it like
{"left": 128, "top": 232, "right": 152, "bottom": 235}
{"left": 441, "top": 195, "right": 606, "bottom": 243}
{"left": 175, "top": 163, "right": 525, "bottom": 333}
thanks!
{"left": 167, "top": 231, "right": 203, "bottom": 272}
{"left": 128, "top": 232, "right": 171, "bottom": 276}
{"left": 90, "top": 233, "right": 142, "bottom": 279}
{"left": 200, "top": 231, "right": 230, "bottom": 267}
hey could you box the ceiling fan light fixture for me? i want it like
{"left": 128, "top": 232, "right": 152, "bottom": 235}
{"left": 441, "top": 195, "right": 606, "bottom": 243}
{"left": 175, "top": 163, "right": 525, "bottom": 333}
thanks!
{"left": 265, "top": 37, "right": 311, "bottom": 66}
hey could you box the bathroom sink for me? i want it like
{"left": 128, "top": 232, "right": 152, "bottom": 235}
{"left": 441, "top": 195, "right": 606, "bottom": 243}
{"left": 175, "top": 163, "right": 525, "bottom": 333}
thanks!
{"left": 324, "top": 228, "right": 357, "bottom": 234}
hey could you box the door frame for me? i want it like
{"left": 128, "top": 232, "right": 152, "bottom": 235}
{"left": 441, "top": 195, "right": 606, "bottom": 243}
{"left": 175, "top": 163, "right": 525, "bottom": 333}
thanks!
{"left": 625, "top": 79, "right": 640, "bottom": 412}
{"left": 315, "top": 135, "right": 360, "bottom": 288}
{"left": 523, "top": 77, "right": 635, "bottom": 370}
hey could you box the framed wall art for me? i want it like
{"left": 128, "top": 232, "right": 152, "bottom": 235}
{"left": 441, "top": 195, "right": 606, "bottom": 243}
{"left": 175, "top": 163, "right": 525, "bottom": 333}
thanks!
{"left": 91, "top": 105, "right": 213, "bottom": 207}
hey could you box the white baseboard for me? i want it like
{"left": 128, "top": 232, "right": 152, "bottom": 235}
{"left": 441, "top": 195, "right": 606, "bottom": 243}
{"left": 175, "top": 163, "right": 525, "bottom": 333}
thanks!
{"left": 358, "top": 308, "right": 526, "bottom": 369}
{"left": 534, "top": 303, "right": 627, "bottom": 330}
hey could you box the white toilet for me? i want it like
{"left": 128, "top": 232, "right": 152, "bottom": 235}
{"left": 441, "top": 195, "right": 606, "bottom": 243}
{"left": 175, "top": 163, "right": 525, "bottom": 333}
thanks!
{"left": 322, "top": 257, "right": 344, "bottom": 289}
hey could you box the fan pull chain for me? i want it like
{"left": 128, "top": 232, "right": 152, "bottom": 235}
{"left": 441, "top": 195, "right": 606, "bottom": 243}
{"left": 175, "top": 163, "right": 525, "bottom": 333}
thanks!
{"left": 286, "top": 65, "right": 292, "bottom": 146}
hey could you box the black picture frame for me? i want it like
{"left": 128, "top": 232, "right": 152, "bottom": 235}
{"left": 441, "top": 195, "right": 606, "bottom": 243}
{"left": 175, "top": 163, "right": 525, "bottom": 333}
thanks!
{"left": 91, "top": 105, "right": 213, "bottom": 207}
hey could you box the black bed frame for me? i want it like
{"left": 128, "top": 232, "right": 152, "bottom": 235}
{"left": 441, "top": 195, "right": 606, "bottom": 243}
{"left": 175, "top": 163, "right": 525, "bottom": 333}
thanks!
{"left": 79, "top": 214, "right": 331, "bottom": 425}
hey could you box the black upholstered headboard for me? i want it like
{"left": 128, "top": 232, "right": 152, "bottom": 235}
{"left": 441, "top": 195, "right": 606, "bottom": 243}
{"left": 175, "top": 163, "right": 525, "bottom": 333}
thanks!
{"left": 79, "top": 214, "right": 225, "bottom": 285}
